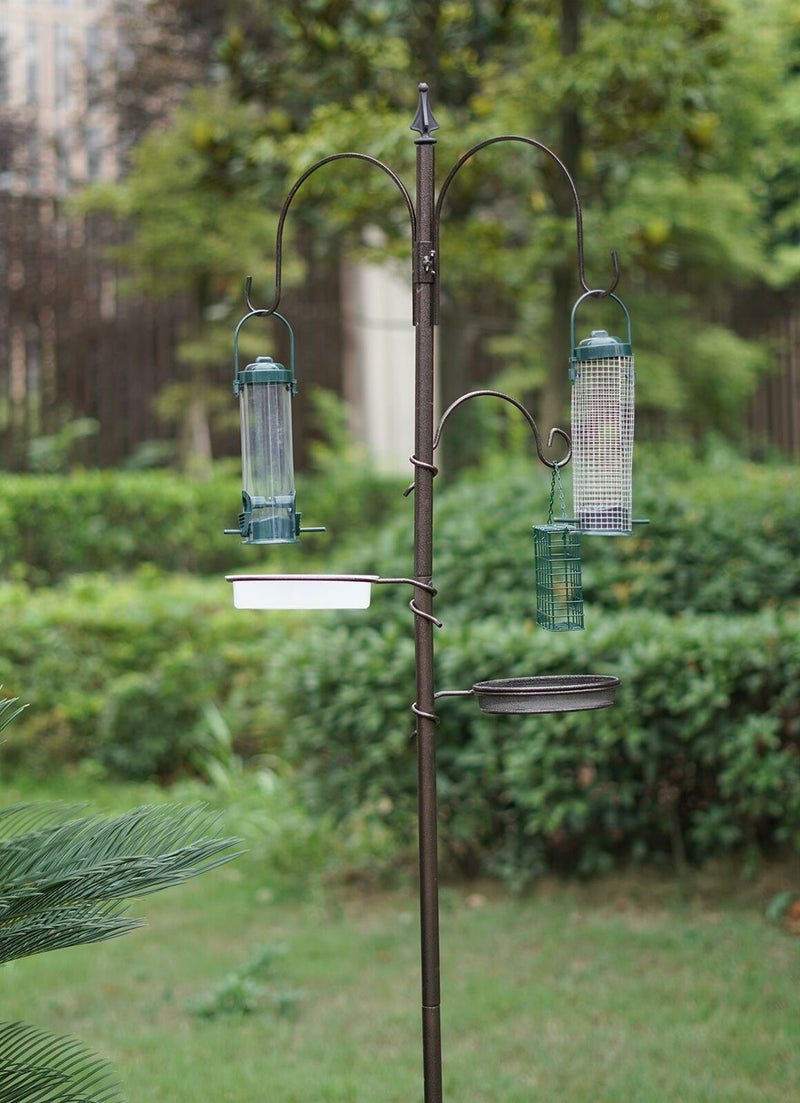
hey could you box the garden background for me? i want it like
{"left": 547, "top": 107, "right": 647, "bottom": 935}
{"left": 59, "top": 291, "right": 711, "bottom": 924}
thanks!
{"left": 1, "top": 1, "right": 800, "bottom": 1100}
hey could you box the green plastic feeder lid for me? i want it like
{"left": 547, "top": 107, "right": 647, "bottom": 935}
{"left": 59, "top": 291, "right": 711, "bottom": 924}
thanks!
{"left": 237, "top": 356, "right": 295, "bottom": 386}
{"left": 571, "top": 329, "right": 631, "bottom": 361}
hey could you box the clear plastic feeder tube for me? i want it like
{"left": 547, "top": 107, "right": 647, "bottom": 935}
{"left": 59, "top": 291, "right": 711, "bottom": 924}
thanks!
{"left": 238, "top": 358, "right": 297, "bottom": 543}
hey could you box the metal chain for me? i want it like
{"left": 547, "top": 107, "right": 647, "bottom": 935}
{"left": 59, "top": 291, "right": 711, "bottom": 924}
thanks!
{"left": 548, "top": 462, "right": 568, "bottom": 524}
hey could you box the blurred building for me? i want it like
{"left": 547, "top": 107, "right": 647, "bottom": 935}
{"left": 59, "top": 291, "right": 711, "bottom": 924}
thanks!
{"left": 0, "top": 0, "right": 117, "bottom": 194}
{"left": 342, "top": 255, "right": 417, "bottom": 475}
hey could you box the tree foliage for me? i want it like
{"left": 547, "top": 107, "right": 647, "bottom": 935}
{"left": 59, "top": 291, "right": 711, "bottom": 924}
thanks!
{"left": 86, "top": 0, "right": 800, "bottom": 450}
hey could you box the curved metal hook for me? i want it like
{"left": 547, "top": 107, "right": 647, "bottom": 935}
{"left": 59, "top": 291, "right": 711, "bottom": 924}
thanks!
{"left": 244, "top": 276, "right": 259, "bottom": 314}
{"left": 243, "top": 152, "right": 417, "bottom": 317}
{"left": 432, "top": 389, "right": 571, "bottom": 469}
{"left": 434, "top": 135, "right": 619, "bottom": 300}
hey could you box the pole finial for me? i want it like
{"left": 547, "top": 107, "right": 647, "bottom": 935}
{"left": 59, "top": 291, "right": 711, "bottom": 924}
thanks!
{"left": 410, "top": 82, "right": 439, "bottom": 143}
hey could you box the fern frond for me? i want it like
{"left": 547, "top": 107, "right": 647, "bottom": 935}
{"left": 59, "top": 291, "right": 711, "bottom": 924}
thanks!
{"left": 0, "top": 1020, "right": 122, "bottom": 1102}
{"left": 0, "top": 694, "right": 27, "bottom": 735}
{"left": 0, "top": 904, "right": 143, "bottom": 963}
{"left": 0, "top": 803, "right": 240, "bottom": 965}
{"left": 0, "top": 804, "right": 87, "bottom": 842}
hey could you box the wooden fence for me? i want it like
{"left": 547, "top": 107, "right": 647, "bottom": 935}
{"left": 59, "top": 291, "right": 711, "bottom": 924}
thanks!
{"left": 741, "top": 286, "right": 800, "bottom": 459}
{"left": 0, "top": 194, "right": 197, "bottom": 470}
{"left": 0, "top": 195, "right": 343, "bottom": 472}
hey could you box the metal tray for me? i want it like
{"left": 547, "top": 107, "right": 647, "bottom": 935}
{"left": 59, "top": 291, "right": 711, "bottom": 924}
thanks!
{"left": 471, "top": 674, "right": 620, "bottom": 715}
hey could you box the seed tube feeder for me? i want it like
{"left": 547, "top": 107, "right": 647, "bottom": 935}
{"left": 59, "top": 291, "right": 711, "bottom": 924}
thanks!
{"left": 227, "top": 310, "right": 323, "bottom": 544}
{"left": 570, "top": 292, "right": 635, "bottom": 535}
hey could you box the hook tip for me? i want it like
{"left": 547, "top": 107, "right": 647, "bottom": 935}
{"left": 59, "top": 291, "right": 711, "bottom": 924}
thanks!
{"left": 545, "top": 426, "right": 572, "bottom": 468}
{"left": 602, "top": 250, "right": 621, "bottom": 297}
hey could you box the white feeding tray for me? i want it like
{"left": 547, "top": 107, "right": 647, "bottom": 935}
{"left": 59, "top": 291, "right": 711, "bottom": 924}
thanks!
{"left": 227, "top": 574, "right": 379, "bottom": 610}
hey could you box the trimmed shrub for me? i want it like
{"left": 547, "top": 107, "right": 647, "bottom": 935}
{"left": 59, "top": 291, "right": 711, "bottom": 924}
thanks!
{"left": 358, "top": 447, "right": 800, "bottom": 620}
{"left": 2, "top": 446, "right": 799, "bottom": 881}
{"left": 0, "top": 462, "right": 403, "bottom": 583}
{"left": 0, "top": 571, "right": 294, "bottom": 779}
{"left": 267, "top": 608, "right": 800, "bottom": 883}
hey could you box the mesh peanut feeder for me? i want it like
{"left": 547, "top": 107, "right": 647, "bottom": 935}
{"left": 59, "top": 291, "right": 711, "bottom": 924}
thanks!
{"left": 534, "top": 464, "right": 584, "bottom": 631}
{"left": 569, "top": 292, "right": 634, "bottom": 535}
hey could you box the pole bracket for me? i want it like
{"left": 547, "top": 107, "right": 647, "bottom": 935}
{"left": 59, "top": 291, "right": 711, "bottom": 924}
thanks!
{"left": 415, "top": 241, "right": 436, "bottom": 284}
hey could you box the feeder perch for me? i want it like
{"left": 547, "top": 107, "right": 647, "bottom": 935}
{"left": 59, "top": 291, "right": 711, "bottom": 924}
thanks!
{"left": 569, "top": 292, "right": 634, "bottom": 535}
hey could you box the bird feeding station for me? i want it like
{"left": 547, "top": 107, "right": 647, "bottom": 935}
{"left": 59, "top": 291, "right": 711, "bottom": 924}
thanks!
{"left": 225, "top": 83, "right": 635, "bottom": 1103}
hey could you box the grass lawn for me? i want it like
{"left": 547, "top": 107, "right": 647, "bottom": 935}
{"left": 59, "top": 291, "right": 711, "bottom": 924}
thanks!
{"left": 1, "top": 777, "right": 799, "bottom": 1101}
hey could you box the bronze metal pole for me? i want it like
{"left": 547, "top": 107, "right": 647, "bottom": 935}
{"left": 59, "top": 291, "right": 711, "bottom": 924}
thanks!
{"left": 411, "top": 84, "right": 443, "bottom": 1103}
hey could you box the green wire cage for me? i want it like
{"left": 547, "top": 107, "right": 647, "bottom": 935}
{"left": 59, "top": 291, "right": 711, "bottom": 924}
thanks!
{"left": 533, "top": 523, "right": 584, "bottom": 631}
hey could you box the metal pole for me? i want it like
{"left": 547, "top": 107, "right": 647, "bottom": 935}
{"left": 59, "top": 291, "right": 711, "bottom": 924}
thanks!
{"left": 411, "top": 84, "right": 442, "bottom": 1103}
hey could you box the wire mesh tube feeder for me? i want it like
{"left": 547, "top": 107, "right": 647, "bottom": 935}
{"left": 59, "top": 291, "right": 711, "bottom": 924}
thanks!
{"left": 224, "top": 83, "right": 633, "bottom": 1103}
{"left": 569, "top": 291, "right": 635, "bottom": 535}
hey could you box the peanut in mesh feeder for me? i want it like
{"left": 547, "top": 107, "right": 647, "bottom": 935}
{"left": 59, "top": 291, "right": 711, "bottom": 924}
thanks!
{"left": 569, "top": 291, "right": 635, "bottom": 535}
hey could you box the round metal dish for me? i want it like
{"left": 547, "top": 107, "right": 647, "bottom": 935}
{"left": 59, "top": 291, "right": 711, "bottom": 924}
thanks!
{"left": 472, "top": 674, "right": 620, "bottom": 715}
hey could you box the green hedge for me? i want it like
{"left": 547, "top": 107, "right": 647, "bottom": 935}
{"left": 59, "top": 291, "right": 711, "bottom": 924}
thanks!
{"left": 2, "top": 575, "right": 800, "bottom": 880}
{"left": 0, "top": 462, "right": 403, "bottom": 583}
{"left": 358, "top": 447, "right": 800, "bottom": 619}
{"left": 2, "top": 449, "right": 797, "bottom": 617}
{"left": 0, "top": 571, "right": 291, "bottom": 779}
{"left": 269, "top": 607, "right": 800, "bottom": 882}
{"left": 2, "top": 447, "right": 799, "bottom": 881}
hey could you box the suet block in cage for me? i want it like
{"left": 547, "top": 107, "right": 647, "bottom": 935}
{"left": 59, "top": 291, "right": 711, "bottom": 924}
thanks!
{"left": 534, "top": 523, "right": 584, "bottom": 631}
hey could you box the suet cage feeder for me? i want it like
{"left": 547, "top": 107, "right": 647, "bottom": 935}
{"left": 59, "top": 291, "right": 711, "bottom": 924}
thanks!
{"left": 533, "top": 523, "right": 584, "bottom": 631}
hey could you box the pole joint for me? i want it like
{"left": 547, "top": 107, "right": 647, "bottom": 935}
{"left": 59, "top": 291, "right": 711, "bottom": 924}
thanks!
{"left": 415, "top": 241, "right": 437, "bottom": 284}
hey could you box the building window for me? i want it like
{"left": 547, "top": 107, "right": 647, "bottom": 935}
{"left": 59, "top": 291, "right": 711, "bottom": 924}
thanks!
{"left": 85, "top": 23, "right": 102, "bottom": 99}
{"left": 54, "top": 23, "right": 72, "bottom": 109}
{"left": 0, "top": 22, "right": 9, "bottom": 107}
{"left": 25, "top": 22, "right": 39, "bottom": 107}
{"left": 54, "top": 127, "right": 70, "bottom": 190}
{"left": 86, "top": 125, "right": 103, "bottom": 181}
{"left": 26, "top": 131, "right": 40, "bottom": 191}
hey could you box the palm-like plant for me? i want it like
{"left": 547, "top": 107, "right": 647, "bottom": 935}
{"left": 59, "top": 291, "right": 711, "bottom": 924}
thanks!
{"left": 0, "top": 693, "right": 239, "bottom": 1102}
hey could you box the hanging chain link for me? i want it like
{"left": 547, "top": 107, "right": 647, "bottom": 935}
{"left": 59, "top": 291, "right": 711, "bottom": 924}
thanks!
{"left": 547, "top": 462, "right": 568, "bottom": 524}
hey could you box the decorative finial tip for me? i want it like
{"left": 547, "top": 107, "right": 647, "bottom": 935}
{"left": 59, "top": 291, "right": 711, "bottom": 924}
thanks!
{"left": 410, "top": 81, "right": 439, "bottom": 141}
